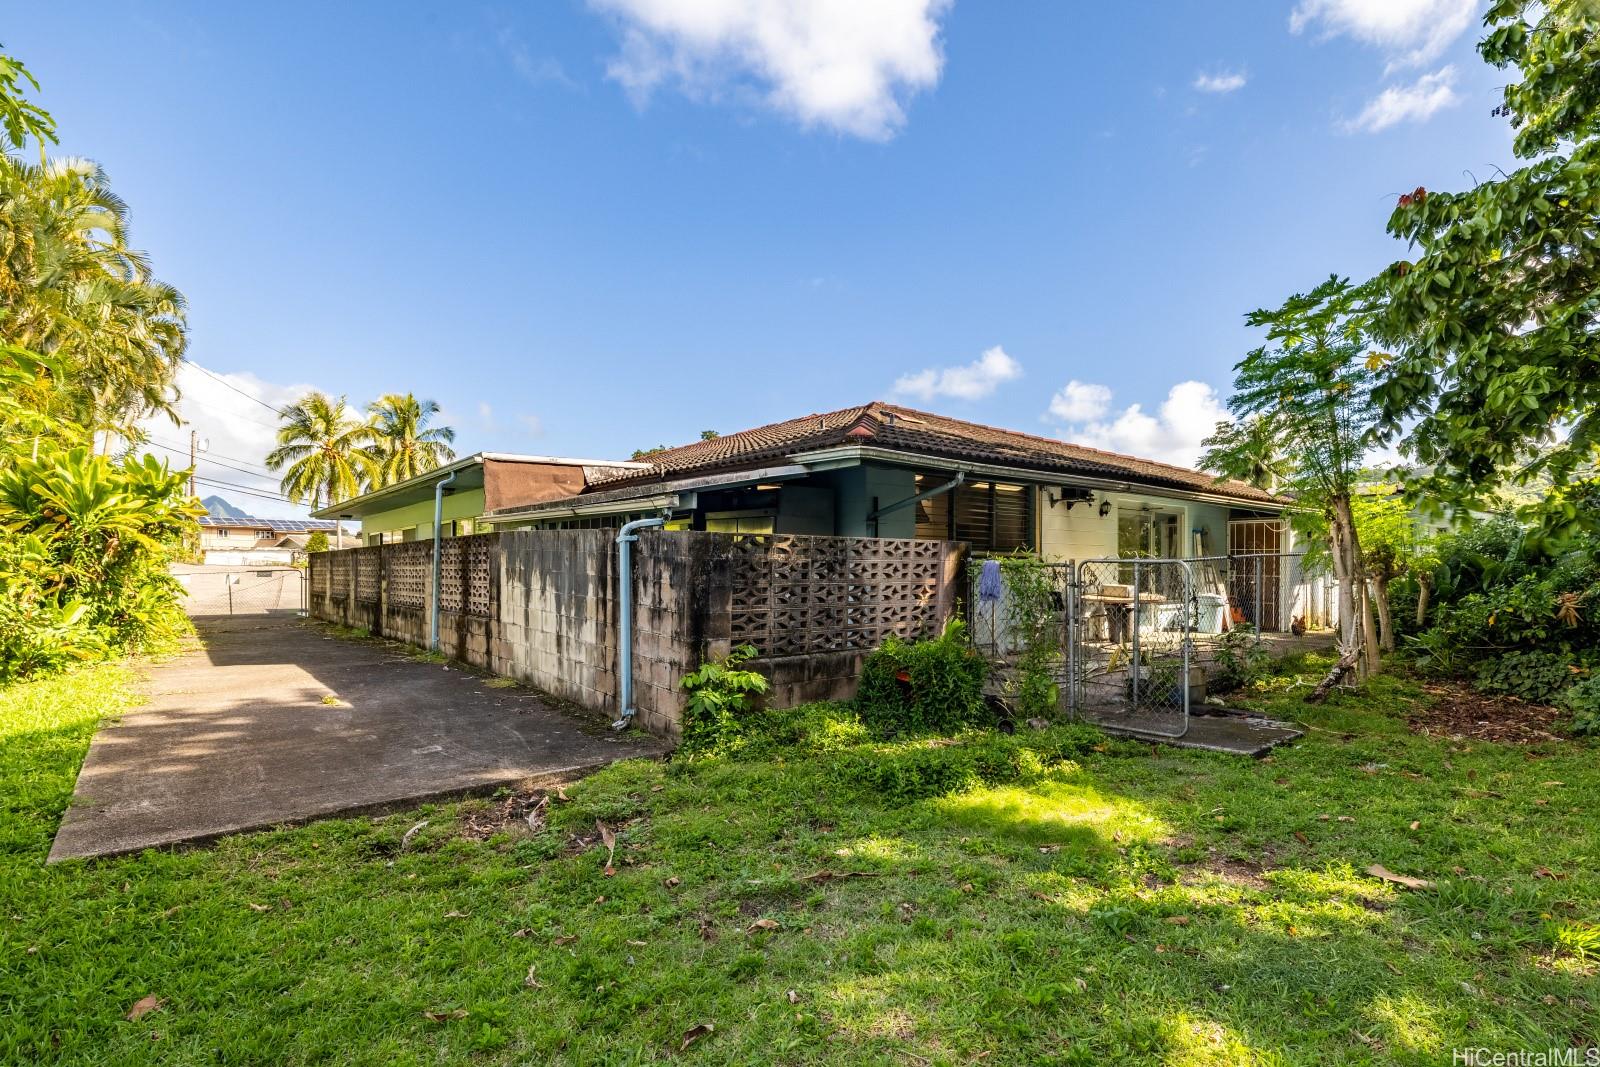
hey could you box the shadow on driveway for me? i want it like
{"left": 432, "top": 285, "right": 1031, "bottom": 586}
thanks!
{"left": 48, "top": 615, "right": 665, "bottom": 862}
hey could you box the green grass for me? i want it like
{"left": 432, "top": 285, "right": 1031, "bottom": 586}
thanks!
{"left": 2, "top": 653, "right": 1596, "bottom": 1065}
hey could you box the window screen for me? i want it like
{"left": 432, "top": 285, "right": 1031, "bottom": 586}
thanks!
{"left": 914, "top": 474, "right": 1033, "bottom": 552}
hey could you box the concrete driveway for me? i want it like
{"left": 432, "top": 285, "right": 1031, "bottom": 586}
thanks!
{"left": 49, "top": 616, "right": 664, "bottom": 862}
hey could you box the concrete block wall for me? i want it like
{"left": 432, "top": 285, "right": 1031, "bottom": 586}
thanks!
{"left": 307, "top": 529, "right": 962, "bottom": 741}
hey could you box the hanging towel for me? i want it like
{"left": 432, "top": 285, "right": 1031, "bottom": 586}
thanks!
{"left": 978, "top": 559, "right": 1003, "bottom": 603}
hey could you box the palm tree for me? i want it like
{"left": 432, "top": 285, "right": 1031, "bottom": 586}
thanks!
{"left": 0, "top": 154, "right": 187, "bottom": 441}
{"left": 266, "top": 393, "right": 375, "bottom": 510}
{"left": 364, "top": 393, "right": 455, "bottom": 487}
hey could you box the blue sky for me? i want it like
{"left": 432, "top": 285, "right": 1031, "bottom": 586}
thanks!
{"left": 9, "top": 1, "right": 1509, "bottom": 515}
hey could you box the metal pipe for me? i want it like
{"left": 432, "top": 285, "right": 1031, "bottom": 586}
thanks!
{"left": 613, "top": 514, "right": 668, "bottom": 730}
{"left": 867, "top": 471, "right": 964, "bottom": 521}
{"left": 429, "top": 468, "right": 459, "bottom": 652}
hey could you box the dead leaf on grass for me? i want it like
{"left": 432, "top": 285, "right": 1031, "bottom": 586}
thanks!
{"left": 786, "top": 989, "right": 799, "bottom": 1004}
{"left": 1409, "top": 821, "right": 1421, "bottom": 831}
{"left": 422, "top": 1009, "right": 469, "bottom": 1023}
{"left": 1163, "top": 915, "right": 1191, "bottom": 926}
{"left": 553, "top": 934, "right": 577, "bottom": 946}
{"left": 1533, "top": 867, "right": 1568, "bottom": 880}
{"left": 443, "top": 910, "right": 469, "bottom": 919}
{"left": 664, "top": 876, "right": 681, "bottom": 888}
{"left": 125, "top": 995, "right": 163, "bottom": 1021}
{"left": 246, "top": 902, "right": 271, "bottom": 913}
{"left": 746, "top": 918, "right": 780, "bottom": 933}
{"left": 524, "top": 965, "right": 544, "bottom": 989}
{"left": 400, "top": 820, "right": 429, "bottom": 852}
{"left": 554, "top": 785, "right": 570, "bottom": 803}
{"left": 1367, "top": 864, "right": 1433, "bottom": 891}
{"left": 679, "top": 1022, "right": 714, "bottom": 1052}
{"left": 597, "top": 820, "right": 618, "bottom": 876}
{"left": 1292, "top": 831, "right": 1309, "bottom": 845}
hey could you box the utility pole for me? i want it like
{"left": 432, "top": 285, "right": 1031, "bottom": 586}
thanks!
{"left": 189, "top": 429, "right": 197, "bottom": 499}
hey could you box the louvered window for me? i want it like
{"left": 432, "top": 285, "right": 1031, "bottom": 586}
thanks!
{"left": 914, "top": 474, "right": 1033, "bottom": 552}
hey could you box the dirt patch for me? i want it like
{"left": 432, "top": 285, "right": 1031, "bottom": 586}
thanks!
{"left": 1409, "top": 681, "right": 1569, "bottom": 745}
{"left": 457, "top": 791, "right": 553, "bottom": 840}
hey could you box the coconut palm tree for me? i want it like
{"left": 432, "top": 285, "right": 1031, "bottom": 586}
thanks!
{"left": 266, "top": 393, "right": 376, "bottom": 509}
{"left": 0, "top": 154, "right": 186, "bottom": 439}
{"left": 364, "top": 392, "right": 456, "bottom": 488}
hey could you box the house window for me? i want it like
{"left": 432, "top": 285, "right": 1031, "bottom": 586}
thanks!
{"left": 914, "top": 474, "right": 1033, "bottom": 553}
{"left": 704, "top": 511, "right": 775, "bottom": 535}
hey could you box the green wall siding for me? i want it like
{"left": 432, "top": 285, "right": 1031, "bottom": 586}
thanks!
{"left": 359, "top": 488, "right": 486, "bottom": 544}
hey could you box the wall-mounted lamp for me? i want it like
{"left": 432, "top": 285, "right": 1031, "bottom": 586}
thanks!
{"left": 1047, "top": 487, "right": 1095, "bottom": 510}
{"left": 1098, "top": 500, "right": 1113, "bottom": 518}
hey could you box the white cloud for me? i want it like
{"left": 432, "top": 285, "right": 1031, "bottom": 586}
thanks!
{"left": 1290, "top": 0, "right": 1475, "bottom": 69}
{"left": 132, "top": 364, "right": 324, "bottom": 519}
{"left": 497, "top": 26, "right": 580, "bottom": 90}
{"left": 1048, "top": 380, "right": 1230, "bottom": 469}
{"left": 518, "top": 413, "right": 545, "bottom": 436}
{"left": 1193, "top": 69, "right": 1246, "bottom": 94}
{"left": 1341, "top": 66, "right": 1458, "bottom": 133}
{"left": 893, "top": 345, "right": 1022, "bottom": 402}
{"left": 1047, "top": 380, "right": 1112, "bottom": 423}
{"left": 589, "top": 0, "right": 952, "bottom": 140}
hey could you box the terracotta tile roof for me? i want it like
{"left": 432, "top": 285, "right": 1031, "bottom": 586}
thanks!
{"left": 588, "top": 402, "right": 1282, "bottom": 505}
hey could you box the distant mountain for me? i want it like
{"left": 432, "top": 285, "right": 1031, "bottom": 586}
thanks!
{"left": 201, "top": 495, "right": 251, "bottom": 520}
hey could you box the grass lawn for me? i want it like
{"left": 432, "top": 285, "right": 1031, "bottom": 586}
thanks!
{"left": 2, "top": 650, "right": 1597, "bottom": 1065}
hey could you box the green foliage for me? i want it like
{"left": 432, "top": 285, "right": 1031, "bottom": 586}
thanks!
{"left": 831, "top": 729, "right": 1098, "bottom": 805}
{"left": 997, "top": 557, "right": 1062, "bottom": 720}
{"left": 1474, "top": 651, "right": 1592, "bottom": 705}
{"left": 678, "top": 644, "right": 769, "bottom": 754}
{"left": 856, "top": 618, "right": 988, "bottom": 734}
{"left": 1564, "top": 674, "right": 1600, "bottom": 736}
{"left": 0, "top": 48, "right": 56, "bottom": 155}
{"left": 305, "top": 530, "right": 329, "bottom": 553}
{"left": 266, "top": 392, "right": 377, "bottom": 509}
{"left": 0, "top": 442, "right": 196, "bottom": 681}
{"left": 1209, "top": 625, "right": 1270, "bottom": 693}
{"left": 1369, "top": 1, "right": 1600, "bottom": 536}
{"left": 363, "top": 392, "right": 456, "bottom": 488}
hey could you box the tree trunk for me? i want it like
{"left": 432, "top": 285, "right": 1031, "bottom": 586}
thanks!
{"left": 1306, "top": 651, "right": 1357, "bottom": 703}
{"left": 1415, "top": 574, "right": 1433, "bottom": 629}
{"left": 1372, "top": 576, "right": 1395, "bottom": 653}
{"left": 1329, "top": 494, "right": 1380, "bottom": 680}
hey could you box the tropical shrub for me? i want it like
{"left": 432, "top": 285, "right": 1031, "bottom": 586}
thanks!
{"left": 1473, "top": 650, "right": 1594, "bottom": 705}
{"left": 1564, "top": 676, "right": 1600, "bottom": 737}
{"left": 678, "top": 644, "right": 769, "bottom": 754}
{"left": 0, "top": 442, "right": 197, "bottom": 681}
{"left": 1209, "top": 625, "right": 1270, "bottom": 693}
{"left": 856, "top": 619, "right": 988, "bottom": 735}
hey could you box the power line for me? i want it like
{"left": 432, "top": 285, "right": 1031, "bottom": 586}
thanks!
{"left": 192, "top": 474, "right": 299, "bottom": 503}
{"left": 182, "top": 359, "right": 284, "bottom": 414}
{"left": 141, "top": 440, "right": 277, "bottom": 480}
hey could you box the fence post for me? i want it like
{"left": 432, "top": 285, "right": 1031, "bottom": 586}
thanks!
{"left": 1130, "top": 559, "right": 1141, "bottom": 708}
{"left": 1254, "top": 555, "right": 1264, "bottom": 643}
{"left": 227, "top": 575, "right": 234, "bottom": 616}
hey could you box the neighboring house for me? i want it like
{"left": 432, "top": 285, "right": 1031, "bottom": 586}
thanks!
{"left": 479, "top": 403, "right": 1290, "bottom": 562}
{"left": 197, "top": 515, "right": 348, "bottom": 566}
{"left": 312, "top": 452, "right": 649, "bottom": 545}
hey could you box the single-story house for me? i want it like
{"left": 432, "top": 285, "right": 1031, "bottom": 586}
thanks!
{"left": 313, "top": 452, "right": 649, "bottom": 545}
{"left": 197, "top": 515, "right": 349, "bottom": 566}
{"left": 476, "top": 402, "right": 1290, "bottom": 562}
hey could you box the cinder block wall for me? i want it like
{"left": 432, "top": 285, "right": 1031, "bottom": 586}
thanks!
{"left": 306, "top": 530, "right": 963, "bottom": 741}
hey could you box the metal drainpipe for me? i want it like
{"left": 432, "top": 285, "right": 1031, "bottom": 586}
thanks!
{"left": 613, "top": 514, "right": 668, "bottom": 730}
{"left": 429, "top": 469, "right": 459, "bottom": 653}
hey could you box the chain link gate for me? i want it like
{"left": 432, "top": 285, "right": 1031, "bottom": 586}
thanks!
{"left": 1067, "top": 558, "right": 1195, "bottom": 739}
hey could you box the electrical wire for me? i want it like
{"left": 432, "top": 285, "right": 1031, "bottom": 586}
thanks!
{"left": 182, "top": 359, "right": 284, "bottom": 414}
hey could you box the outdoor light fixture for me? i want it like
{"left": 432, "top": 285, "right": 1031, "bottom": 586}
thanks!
{"left": 1098, "top": 500, "right": 1113, "bottom": 517}
{"left": 1047, "top": 487, "right": 1095, "bottom": 510}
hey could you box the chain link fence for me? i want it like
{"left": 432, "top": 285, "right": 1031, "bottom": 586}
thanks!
{"left": 176, "top": 566, "right": 307, "bottom": 617}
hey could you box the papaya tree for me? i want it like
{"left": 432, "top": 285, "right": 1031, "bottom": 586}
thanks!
{"left": 1203, "top": 277, "right": 1384, "bottom": 683}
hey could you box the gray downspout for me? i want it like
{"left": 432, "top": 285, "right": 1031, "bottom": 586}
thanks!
{"left": 613, "top": 514, "right": 667, "bottom": 730}
{"left": 429, "top": 468, "right": 459, "bottom": 653}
